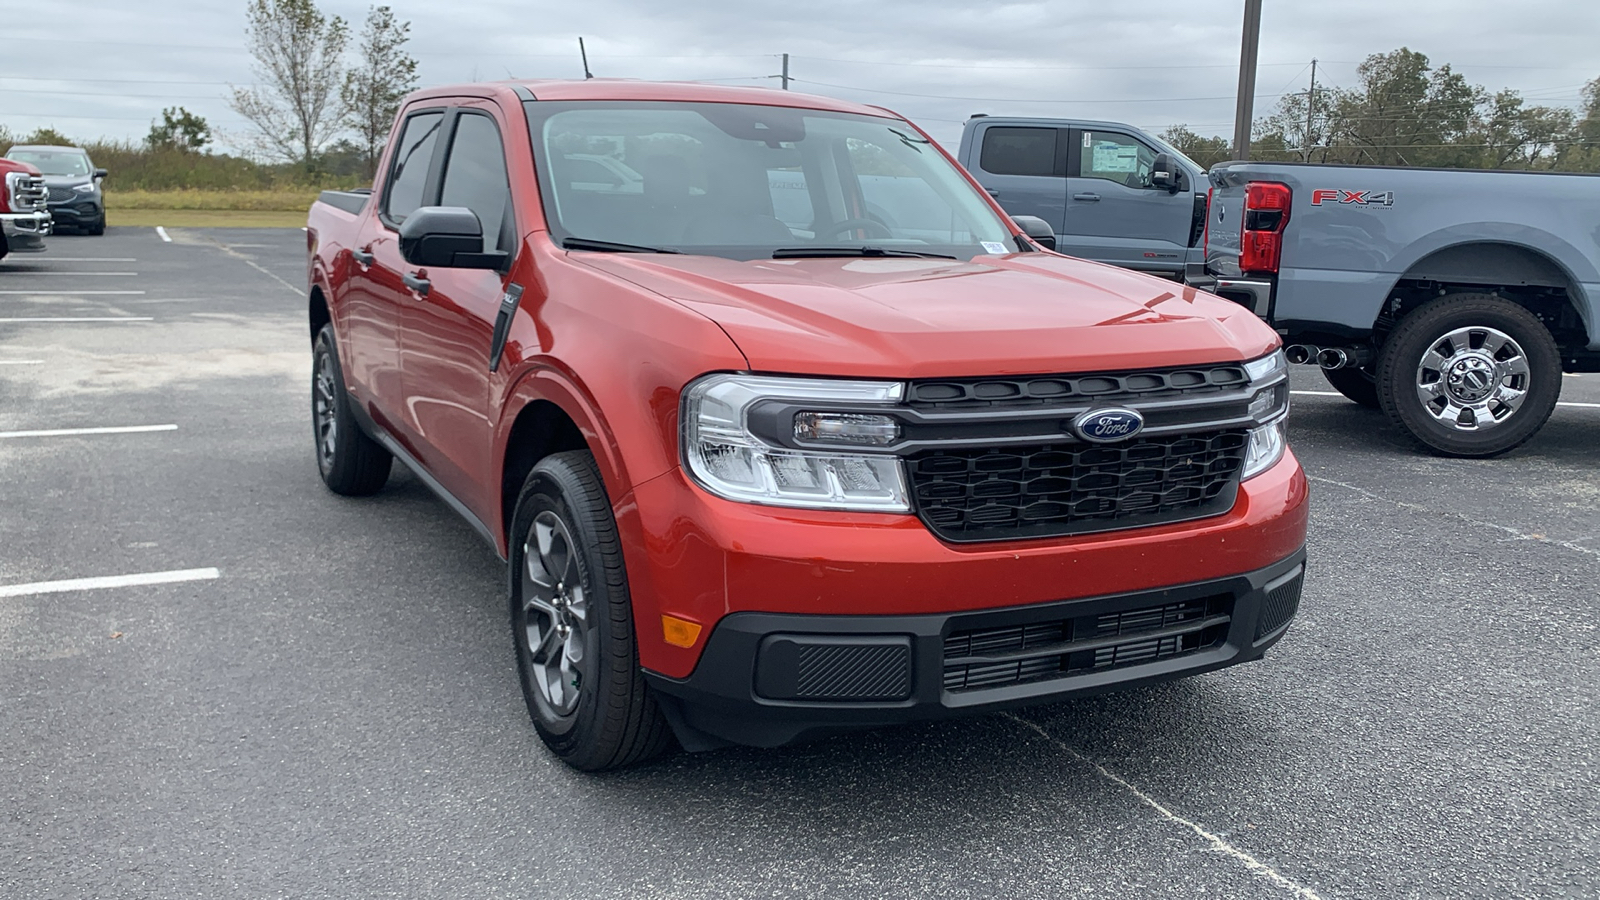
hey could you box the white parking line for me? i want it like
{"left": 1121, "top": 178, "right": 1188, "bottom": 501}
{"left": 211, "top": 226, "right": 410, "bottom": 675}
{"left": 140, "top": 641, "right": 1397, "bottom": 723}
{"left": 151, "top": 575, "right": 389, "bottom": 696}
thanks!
{"left": 1292, "top": 389, "right": 1600, "bottom": 409}
{"left": 155, "top": 226, "right": 172, "bottom": 242}
{"left": 0, "top": 567, "right": 219, "bottom": 600}
{"left": 0, "top": 291, "right": 146, "bottom": 296}
{"left": 0, "top": 424, "right": 177, "bottom": 439}
{"left": 0, "top": 316, "right": 152, "bottom": 322}
{"left": 35, "top": 257, "right": 137, "bottom": 262}
{"left": 6, "top": 271, "right": 139, "bottom": 277}
{"left": 0, "top": 360, "right": 45, "bottom": 365}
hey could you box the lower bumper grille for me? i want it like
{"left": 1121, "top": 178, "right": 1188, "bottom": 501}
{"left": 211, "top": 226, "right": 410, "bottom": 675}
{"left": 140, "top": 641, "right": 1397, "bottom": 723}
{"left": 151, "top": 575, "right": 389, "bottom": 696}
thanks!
{"left": 909, "top": 431, "right": 1247, "bottom": 543}
{"left": 943, "top": 594, "right": 1233, "bottom": 692}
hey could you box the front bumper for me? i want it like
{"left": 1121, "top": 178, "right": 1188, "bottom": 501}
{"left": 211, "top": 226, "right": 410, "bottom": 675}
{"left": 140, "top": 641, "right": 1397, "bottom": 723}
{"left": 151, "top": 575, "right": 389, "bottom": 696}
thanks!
{"left": 0, "top": 210, "right": 52, "bottom": 251}
{"left": 647, "top": 548, "right": 1306, "bottom": 749}
{"left": 46, "top": 198, "right": 101, "bottom": 228}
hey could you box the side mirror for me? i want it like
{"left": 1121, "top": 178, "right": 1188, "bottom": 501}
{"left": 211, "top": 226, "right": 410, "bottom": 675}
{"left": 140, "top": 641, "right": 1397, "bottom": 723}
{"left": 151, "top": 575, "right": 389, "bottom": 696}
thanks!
{"left": 93, "top": 168, "right": 108, "bottom": 180}
{"left": 1011, "top": 215, "right": 1056, "bottom": 252}
{"left": 398, "top": 206, "right": 507, "bottom": 270}
{"left": 1151, "top": 154, "right": 1179, "bottom": 193}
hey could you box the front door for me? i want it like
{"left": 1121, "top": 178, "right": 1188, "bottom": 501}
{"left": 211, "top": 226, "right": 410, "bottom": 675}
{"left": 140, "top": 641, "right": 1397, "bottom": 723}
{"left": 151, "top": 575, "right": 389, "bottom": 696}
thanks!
{"left": 398, "top": 103, "right": 519, "bottom": 517}
{"left": 1062, "top": 128, "right": 1193, "bottom": 272}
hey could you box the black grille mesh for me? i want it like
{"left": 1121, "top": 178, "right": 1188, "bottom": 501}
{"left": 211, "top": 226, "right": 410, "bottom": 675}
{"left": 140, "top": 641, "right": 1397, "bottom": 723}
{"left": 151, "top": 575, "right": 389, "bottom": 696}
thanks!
{"left": 908, "top": 365, "right": 1248, "bottom": 409}
{"left": 943, "top": 595, "right": 1231, "bottom": 692}
{"left": 910, "top": 432, "right": 1247, "bottom": 542}
{"left": 1256, "top": 570, "right": 1304, "bottom": 639}
{"left": 794, "top": 643, "right": 911, "bottom": 700}
{"left": 47, "top": 186, "right": 75, "bottom": 203}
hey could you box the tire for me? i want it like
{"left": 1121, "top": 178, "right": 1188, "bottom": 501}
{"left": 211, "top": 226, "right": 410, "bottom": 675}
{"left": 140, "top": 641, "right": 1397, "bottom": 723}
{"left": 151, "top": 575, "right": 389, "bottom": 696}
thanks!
{"left": 311, "top": 325, "right": 392, "bottom": 494}
{"left": 1321, "top": 365, "right": 1380, "bottom": 409}
{"left": 87, "top": 214, "right": 106, "bottom": 236}
{"left": 1375, "top": 293, "right": 1561, "bottom": 457}
{"left": 509, "top": 450, "right": 673, "bottom": 771}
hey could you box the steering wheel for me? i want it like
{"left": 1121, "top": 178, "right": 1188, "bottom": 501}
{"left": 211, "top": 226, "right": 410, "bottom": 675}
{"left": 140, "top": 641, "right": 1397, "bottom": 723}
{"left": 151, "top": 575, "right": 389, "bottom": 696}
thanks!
{"left": 818, "top": 217, "right": 893, "bottom": 239}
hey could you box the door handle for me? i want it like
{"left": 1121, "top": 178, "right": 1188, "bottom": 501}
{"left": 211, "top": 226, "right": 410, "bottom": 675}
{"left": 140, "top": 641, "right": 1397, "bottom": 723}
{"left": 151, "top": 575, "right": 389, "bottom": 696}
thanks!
{"left": 351, "top": 246, "right": 374, "bottom": 267}
{"left": 402, "top": 272, "right": 431, "bottom": 298}
{"left": 985, "top": 188, "right": 1000, "bottom": 197}
{"left": 1073, "top": 192, "right": 1101, "bottom": 202}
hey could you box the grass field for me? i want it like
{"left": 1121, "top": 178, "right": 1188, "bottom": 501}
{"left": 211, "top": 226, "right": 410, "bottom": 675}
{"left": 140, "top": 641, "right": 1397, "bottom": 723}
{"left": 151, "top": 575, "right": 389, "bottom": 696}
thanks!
{"left": 107, "top": 208, "right": 309, "bottom": 228}
{"left": 102, "top": 188, "right": 317, "bottom": 228}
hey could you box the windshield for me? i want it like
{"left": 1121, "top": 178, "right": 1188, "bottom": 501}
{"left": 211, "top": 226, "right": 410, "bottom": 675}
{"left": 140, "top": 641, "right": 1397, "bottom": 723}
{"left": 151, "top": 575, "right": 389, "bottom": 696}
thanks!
{"left": 525, "top": 101, "right": 1016, "bottom": 260}
{"left": 6, "top": 149, "right": 91, "bottom": 177}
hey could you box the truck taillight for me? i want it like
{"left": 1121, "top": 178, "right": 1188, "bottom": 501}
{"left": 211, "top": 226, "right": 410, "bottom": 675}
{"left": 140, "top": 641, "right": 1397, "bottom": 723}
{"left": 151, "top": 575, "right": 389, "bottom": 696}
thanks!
{"left": 1240, "top": 181, "right": 1291, "bottom": 275}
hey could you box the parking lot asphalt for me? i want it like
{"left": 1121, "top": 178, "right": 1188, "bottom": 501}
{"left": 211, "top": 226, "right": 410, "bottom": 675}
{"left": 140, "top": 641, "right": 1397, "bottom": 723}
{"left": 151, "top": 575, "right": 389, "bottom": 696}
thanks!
{"left": 2, "top": 227, "right": 1596, "bottom": 899}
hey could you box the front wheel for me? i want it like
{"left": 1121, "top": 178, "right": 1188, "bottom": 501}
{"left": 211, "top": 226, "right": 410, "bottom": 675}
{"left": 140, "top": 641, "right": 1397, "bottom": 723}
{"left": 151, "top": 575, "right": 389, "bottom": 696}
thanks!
{"left": 86, "top": 214, "right": 106, "bottom": 236}
{"left": 509, "top": 450, "right": 672, "bottom": 771}
{"left": 1376, "top": 293, "right": 1561, "bottom": 457}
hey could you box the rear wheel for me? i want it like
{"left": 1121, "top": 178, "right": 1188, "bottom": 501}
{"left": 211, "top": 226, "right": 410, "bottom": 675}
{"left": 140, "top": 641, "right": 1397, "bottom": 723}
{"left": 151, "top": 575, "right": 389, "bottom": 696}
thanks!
{"left": 1321, "top": 365, "right": 1380, "bottom": 409}
{"left": 509, "top": 450, "right": 672, "bottom": 771}
{"left": 312, "top": 325, "right": 392, "bottom": 494}
{"left": 1376, "top": 293, "right": 1561, "bottom": 457}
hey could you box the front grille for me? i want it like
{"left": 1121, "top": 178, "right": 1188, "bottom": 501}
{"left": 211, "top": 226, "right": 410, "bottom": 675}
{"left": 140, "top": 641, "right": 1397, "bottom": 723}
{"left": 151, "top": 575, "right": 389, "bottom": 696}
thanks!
{"left": 5, "top": 173, "right": 48, "bottom": 212}
{"left": 47, "top": 185, "right": 74, "bottom": 203}
{"left": 943, "top": 594, "right": 1232, "bottom": 692}
{"left": 909, "top": 431, "right": 1247, "bottom": 542}
{"left": 907, "top": 364, "right": 1248, "bottom": 409}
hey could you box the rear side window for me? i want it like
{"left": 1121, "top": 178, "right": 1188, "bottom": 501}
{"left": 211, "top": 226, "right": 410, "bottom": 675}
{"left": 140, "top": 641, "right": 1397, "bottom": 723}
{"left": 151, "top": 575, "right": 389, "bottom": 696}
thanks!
{"left": 439, "top": 112, "right": 513, "bottom": 253}
{"left": 979, "top": 127, "right": 1057, "bottom": 177}
{"left": 384, "top": 111, "right": 444, "bottom": 223}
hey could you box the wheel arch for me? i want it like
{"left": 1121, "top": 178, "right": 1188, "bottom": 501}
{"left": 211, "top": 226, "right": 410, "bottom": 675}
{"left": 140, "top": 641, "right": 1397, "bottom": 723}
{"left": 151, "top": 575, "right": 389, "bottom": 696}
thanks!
{"left": 1381, "top": 238, "right": 1592, "bottom": 350}
{"left": 309, "top": 285, "right": 330, "bottom": 344}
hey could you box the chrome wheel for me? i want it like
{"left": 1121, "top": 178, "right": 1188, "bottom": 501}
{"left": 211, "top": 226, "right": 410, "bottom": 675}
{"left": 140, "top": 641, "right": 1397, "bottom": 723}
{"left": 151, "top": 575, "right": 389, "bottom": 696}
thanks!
{"left": 520, "top": 510, "right": 589, "bottom": 718}
{"left": 313, "top": 350, "right": 338, "bottom": 469}
{"left": 1414, "top": 325, "right": 1530, "bottom": 432}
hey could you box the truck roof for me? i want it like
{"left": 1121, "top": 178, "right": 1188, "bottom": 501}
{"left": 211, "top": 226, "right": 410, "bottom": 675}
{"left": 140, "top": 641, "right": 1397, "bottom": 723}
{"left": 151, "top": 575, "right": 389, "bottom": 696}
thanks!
{"left": 965, "top": 115, "right": 1161, "bottom": 131}
{"left": 406, "top": 79, "right": 898, "bottom": 119}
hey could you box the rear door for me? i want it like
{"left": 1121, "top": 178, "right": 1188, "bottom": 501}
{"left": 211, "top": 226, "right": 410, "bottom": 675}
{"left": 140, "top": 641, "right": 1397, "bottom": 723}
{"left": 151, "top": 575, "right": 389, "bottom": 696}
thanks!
{"left": 343, "top": 107, "right": 445, "bottom": 433}
{"left": 966, "top": 123, "right": 1068, "bottom": 236}
{"left": 397, "top": 101, "right": 519, "bottom": 516}
{"left": 1062, "top": 127, "right": 1194, "bottom": 271}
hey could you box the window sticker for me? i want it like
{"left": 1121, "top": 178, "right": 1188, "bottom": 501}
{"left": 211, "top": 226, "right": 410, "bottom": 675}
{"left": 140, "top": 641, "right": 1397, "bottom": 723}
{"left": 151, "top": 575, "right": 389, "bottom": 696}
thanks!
{"left": 1092, "top": 141, "right": 1138, "bottom": 173}
{"left": 981, "top": 241, "right": 1009, "bottom": 255}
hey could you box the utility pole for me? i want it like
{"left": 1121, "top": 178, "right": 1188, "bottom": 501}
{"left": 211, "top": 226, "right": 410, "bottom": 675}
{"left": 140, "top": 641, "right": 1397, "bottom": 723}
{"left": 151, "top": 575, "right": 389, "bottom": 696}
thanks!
{"left": 579, "top": 37, "right": 593, "bottom": 80}
{"left": 1303, "top": 59, "right": 1318, "bottom": 162}
{"left": 1232, "top": 0, "right": 1263, "bottom": 160}
{"left": 781, "top": 53, "right": 790, "bottom": 90}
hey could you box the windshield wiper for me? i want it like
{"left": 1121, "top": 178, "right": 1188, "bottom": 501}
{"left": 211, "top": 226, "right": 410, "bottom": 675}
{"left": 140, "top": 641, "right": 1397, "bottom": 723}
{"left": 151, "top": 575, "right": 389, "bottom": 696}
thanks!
{"left": 562, "top": 237, "right": 680, "bottom": 254}
{"left": 772, "top": 246, "right": 957, "bottom": 260}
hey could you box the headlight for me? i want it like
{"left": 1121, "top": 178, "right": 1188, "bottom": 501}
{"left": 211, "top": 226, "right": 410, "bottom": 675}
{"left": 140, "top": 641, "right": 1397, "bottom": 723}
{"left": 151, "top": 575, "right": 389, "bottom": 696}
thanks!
{"left": 1240, "top": 349, "right": 1289, "bottom": 479}
{"left": 681, "top": 374, "right": 910, "bottom": 512}
{"left": 1240, "top": 418, "right": 1286, "bottom": 479}
{"left": 73, "top": 183, "right": 97, "bottom": 194}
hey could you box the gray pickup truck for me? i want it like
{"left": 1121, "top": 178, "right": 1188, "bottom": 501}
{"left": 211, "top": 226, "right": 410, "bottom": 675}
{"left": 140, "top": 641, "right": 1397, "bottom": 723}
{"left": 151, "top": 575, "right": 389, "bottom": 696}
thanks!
{"left": 957, "top": 116, "right": 1209, "bottom": 277}
{"left": 1187, "top": 161, "right": 1600, "bottom": 457}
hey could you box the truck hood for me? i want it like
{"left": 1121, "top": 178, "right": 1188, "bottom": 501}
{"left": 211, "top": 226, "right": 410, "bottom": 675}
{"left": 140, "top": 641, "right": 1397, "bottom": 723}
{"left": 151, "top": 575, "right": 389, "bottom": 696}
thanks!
{"left": 575, "top": 252, "right": 1279, "bottom": 377}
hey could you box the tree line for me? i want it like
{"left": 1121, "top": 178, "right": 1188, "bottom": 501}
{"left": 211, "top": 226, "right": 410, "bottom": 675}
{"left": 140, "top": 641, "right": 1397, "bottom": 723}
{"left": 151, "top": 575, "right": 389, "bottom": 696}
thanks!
{"left": 0, "top": 0, "right": 415, "bottom": 191}
{"left": 1163, "top": 48, "right": 1600, "bottom": 172}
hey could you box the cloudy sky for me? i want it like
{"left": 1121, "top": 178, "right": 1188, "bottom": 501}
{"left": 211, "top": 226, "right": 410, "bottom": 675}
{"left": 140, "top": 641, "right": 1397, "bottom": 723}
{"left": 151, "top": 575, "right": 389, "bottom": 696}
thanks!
{"left": 4, "top": 0, "right": 1595, "bottom": 155}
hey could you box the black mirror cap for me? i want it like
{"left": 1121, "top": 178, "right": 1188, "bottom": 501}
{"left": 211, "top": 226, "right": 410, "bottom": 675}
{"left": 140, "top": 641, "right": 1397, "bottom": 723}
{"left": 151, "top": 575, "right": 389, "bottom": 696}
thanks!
{"left": 397, "top": 205, "right": 506, "bottom": 270}
{"left": 1152, "top": 153, "right": 1184, "bottom": 193}
{"left": 1011, "top": 215, "right": 1056, "bottom": 252}
{"left": 93, "top": 168, "right": 108, "bottom": 180}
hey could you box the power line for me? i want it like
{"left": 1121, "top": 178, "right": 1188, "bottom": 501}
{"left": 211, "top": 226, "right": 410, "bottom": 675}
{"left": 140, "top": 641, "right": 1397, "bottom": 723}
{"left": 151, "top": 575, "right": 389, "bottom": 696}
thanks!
{"left": 790, "top": 78, "right": 1284, "bottom": 104}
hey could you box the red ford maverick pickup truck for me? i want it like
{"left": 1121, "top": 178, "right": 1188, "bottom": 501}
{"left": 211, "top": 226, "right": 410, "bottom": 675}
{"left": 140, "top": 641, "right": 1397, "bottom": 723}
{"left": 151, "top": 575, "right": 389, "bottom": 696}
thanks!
{"left": 306, "top": 80, "right": 1308, "bottom": 770}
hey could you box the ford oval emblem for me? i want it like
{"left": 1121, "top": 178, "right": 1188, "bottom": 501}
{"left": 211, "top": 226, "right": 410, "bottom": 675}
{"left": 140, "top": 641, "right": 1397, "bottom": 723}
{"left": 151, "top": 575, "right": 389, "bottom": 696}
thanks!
{"left": 1073, "top": 408, "right": 1145, "bottom": 443}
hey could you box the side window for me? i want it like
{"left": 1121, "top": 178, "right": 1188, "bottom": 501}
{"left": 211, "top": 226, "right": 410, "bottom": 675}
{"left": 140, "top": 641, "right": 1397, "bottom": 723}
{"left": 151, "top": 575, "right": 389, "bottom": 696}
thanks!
{"left": 439, "top": 112, "right": 513, "bottom": 253}
{"left": 1080, "top": 131, "right": 1158, "bottom": 188}
{"left": 979, "top": 127, "right": 1058, "bottom": 177}
{"left": 384, "top": 111, "right": 444, "bottom": 223}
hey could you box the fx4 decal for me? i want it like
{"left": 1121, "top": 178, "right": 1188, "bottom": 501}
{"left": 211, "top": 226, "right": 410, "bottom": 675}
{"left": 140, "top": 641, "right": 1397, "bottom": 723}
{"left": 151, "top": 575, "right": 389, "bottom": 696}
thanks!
{"left": 1311, "top": 189, "right": 1395, "bottom": 207}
